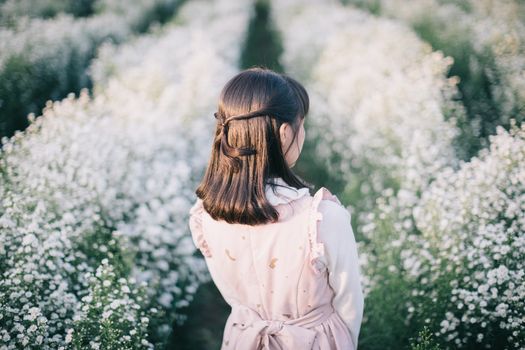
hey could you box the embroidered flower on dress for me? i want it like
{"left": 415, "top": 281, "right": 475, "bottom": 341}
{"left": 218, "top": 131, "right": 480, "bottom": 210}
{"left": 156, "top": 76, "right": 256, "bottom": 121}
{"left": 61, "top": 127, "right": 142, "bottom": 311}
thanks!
{"left": 269, "top": 257, "right": 278, "bottom": 268}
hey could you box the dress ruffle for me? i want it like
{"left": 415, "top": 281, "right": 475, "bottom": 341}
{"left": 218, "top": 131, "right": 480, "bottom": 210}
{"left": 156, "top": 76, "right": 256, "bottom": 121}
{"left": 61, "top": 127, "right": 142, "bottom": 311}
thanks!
{"left": 307, "top": 187, "right": 343, "bottom": 275}
{"left": 189, "top": 198, "right": 212, "bottom": 258}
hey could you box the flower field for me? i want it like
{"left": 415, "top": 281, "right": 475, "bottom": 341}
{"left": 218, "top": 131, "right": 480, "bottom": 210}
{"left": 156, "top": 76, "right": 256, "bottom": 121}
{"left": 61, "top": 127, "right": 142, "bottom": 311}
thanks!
{"left": 0, "top": 0, "right": 523, "bottom": 349}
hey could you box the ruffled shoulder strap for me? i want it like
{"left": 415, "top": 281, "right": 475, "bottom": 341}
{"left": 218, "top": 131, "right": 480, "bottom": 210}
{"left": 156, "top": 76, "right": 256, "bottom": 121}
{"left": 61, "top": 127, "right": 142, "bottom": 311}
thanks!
{"left": 188, "top": 198, "right": 212, "bottom": 258}
{"left": 307, "top": 187, "right": 343, "bottom": 275}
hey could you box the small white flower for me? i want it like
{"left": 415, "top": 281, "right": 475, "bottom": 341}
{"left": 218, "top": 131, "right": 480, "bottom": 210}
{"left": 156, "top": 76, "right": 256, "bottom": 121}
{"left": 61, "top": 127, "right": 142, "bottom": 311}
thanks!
{"left": 26, "top": 307, "right": 40, "bottom": 321}
{"left": 22, "top": 234, "right": 37, "bottom": 246}
{"left": 65, "top": 331, "right": 73, "bottom": 344}
{"left": 110, "top": 300, "right": 120, "bottom": 309}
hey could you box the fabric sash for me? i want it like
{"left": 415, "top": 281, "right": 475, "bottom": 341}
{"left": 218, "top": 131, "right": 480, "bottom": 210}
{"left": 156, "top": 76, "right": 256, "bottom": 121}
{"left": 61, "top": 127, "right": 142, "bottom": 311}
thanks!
{"left": 222, "top": 302, "right": 335, "bottom": 349}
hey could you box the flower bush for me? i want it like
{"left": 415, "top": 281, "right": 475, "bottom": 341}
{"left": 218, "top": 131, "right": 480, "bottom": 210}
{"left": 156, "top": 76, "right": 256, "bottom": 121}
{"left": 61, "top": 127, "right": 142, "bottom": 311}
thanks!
{"left": 71, "top": 259, "right": 154, "bottom": 349}
{"left": 0, "top": 0, "right": 94, "bottom": 23}
{"left": 0, "top": 0, "right": 182, "bottom": 139}
{"left": 405, "top": 122, "right": 525, "bottom": 348}
{"left": 344, "top": 0, "right": 525, "bottom": 155}
{"left": 361, "top": 122, "right": 525, "bottom": 349}
{"left": 0, "top": 93, "right": 142, "bottom": 349}
{"left": 0, "top": 0, "right": 253, "bottom": 347}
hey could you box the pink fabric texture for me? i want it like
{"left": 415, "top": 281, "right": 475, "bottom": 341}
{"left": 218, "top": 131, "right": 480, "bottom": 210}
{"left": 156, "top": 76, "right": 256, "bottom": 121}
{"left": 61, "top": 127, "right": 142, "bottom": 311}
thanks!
{"left": 188, "top": 186, "right": 360, "bottom": 349}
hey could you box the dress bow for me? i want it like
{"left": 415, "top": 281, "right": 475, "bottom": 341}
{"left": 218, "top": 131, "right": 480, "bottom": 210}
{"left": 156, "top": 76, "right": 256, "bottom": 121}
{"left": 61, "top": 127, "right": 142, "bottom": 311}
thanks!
{"left": 222, "top": 303, "right": 334, "bottom": 349}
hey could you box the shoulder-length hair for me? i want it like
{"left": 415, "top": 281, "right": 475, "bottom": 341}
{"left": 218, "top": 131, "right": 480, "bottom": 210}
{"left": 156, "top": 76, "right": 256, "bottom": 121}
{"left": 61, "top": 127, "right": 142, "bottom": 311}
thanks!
{"left": 195, "top": 66, "right": 313, "bottom": 225}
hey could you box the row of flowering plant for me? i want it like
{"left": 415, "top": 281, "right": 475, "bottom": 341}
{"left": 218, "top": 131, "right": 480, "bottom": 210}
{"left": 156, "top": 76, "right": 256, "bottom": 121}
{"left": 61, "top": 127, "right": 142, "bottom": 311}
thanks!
{"left": 406, "top": 122, "right": 525, "bottom": 348}
{"left": 0, "top": 0, "right": 253, "bottom": 348}
{"left": 0, "top": 0, "right": 182, "bottom": 139}
{"left": 345, "top": 0, "right": 525, "bottom": 155}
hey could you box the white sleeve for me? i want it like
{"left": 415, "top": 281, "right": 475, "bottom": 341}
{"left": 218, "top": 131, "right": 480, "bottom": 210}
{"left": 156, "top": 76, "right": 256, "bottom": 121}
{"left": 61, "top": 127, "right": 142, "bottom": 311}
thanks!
{"left": 318, "top": 199, "right": 365, "bottom": 349}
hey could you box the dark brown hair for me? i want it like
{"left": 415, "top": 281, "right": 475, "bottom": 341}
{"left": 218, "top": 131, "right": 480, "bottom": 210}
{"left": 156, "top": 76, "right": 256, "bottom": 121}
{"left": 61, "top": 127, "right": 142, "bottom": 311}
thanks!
{"left": 195, "top": 66, "right": 313, "bottom": 225}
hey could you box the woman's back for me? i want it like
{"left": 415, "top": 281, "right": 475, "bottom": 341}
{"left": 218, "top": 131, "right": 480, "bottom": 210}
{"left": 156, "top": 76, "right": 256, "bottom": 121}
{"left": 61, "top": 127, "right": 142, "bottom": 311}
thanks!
{"left": 189, "top": 178, "right": 363, "bottom": 349}
{"left": 189, "top": 67, "right": 363, "bottom": 349}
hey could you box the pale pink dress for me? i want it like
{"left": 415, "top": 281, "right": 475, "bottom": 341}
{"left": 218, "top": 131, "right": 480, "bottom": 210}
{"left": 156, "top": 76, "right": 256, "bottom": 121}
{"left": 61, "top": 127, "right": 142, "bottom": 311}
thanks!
{"left": 188, "top": 183, "right": 363, "bottom": 349}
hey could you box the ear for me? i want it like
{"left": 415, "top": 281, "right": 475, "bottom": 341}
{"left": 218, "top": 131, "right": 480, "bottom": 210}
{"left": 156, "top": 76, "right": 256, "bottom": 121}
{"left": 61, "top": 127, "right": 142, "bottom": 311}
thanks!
{"left": 279, "top": 122, "right": 290, "bottom": 146}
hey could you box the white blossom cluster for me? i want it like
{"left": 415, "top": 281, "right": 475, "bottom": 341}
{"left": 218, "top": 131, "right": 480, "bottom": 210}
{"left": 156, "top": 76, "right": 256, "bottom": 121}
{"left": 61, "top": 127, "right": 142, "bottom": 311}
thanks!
{"left": 71, "top": 258, "right": 154, "bottom": 349}
{"left": 0, "top": 0, "right": 160, "bottom": 24}
{"left": 0, "top": 93, "right": 139, "bottom": 349}
{"left": 88, "top": 0, "right": 249, "bottom": 138}
{"left": 351, "top": 101, "right": 525, "bottom": 346}
{"left": 269, "top": 0, "right": 363, "bottom": 81}
{"left": 0, "top": 0, "right": 88, "bottom": 22}
{"left": 346, "top": 0, "right": 525, "bottom": 144}
{"left": 404, "top": 122, "right": 525, "bottom": 348}
{"left": 0, "top": 0, "right": 182, "bottom": 68}
{"left": 0, "top": 14, "right": 127, "bottom": 83}
{"left": 0, "top": 0, "right": 253, "bottom": 347}
{"left": 92, "top": 0, "right": 183, "bottom": 33}
{"left": 0, "top": 0, "right": 182, "bottom": 137}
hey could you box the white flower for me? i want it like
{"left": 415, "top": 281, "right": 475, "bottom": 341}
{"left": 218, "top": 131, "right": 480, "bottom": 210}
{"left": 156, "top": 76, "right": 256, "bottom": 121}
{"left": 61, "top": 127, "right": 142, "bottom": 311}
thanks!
{"left": 109, "top": 300, "right": 121, "bottom": 310}
{"left": 496, "top": 265, "right": 509, "bottom": 283}
{"left": 26, "top": 307, "right": 40, "bottom": 321}
{"left": 496, "top": 303, "right": 508, "bottom": 317}
{"left": 102, "top": 310, "right": 112, "bottom": 320}
{"left": 65, "top": 329, "right": 73, "bottom": 344}
{"left": 21, "top": 234, "right": 37, "bottom": 246}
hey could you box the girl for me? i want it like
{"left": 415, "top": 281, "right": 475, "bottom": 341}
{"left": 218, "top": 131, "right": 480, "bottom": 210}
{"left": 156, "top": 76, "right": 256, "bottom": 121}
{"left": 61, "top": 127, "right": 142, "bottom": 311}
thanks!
{"left": 188, "top": 67, "right": 364, "bottom": 349}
